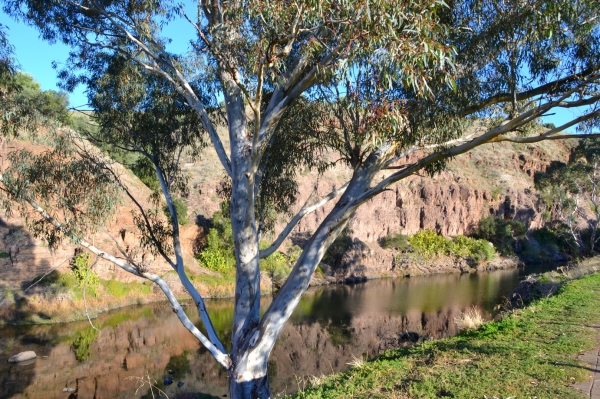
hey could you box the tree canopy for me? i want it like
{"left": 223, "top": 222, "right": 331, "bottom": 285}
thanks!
{"left": 1, "top": 0, "right": 600, "bottom": 397}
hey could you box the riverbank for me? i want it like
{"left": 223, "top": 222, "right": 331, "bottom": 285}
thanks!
{"left": 0, "top": 243, "right": 527, "bottom": 324}
{"left": 292, "top": 259, "right": 600, "bottom": 398}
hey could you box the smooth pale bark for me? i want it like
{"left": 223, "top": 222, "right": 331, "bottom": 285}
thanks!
{"left": 221, "top": 70, "right": 263, "bottom": 365}
{"left": 156, "top": 165, "right": 226, "bottom": 353}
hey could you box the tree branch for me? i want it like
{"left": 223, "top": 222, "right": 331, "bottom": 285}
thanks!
{"left": 462, "top": 68, "right": 599, "bottom": 116}
{"left": 259, "top": 181, "right": 349, "bottom": 258}
{"left": 0, "top": 174, "right": 231, "bottom": 369}
{"left": 155, "top": 164, "right": 227, "bottom": 353}
{"left": 85, "top": 1, "right": 233, "bottom": 177}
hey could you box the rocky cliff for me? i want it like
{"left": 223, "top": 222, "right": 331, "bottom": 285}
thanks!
{"left": 187, "top": 139, "right": 574, "bottom": 279}
{"left": 0, "top": 134, "right": 575, "bottom": 297}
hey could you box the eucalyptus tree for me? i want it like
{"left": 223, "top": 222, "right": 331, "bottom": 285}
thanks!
{"left": 0, "top": 24, "right": 71, "bottom": 136}
{"left": 1, "top": 0, "right": 600, "bottom": 397}
{"left": 535, "top": 139, "right": 600, "bottom": 255}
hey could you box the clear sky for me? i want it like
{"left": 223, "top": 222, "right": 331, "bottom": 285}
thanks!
{"left": 0, "top": 6, "right": 197, "bottom": 110}
{"left": 0, "top": 9, "right": 582, "bottom": 131}
{"left": 1, "top": 11, "right": 89, "bottom": 108}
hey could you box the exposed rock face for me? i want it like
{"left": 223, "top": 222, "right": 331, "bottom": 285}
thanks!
{"left": 282, "top": 141, "right": 573, "bottom": 279}
{"left": 0, "top": 135, "right": 574, "bottom": 293}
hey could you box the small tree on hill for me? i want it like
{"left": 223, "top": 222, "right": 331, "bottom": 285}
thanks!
{"left": 1, "top": 1, "right": 600, "bottom": 397}
{"left": 535, "top": 139, "right": 600, "bottom": 255}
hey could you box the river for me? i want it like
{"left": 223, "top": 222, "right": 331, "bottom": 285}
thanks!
{"left": 0, "top": 263, "right": 559, "bottom": 399}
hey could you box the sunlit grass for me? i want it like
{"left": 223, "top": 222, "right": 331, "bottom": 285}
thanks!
{"left": 294, "top": 271, "right": 600, "bottom": 398}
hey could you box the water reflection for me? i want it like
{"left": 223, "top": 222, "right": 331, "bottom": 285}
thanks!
{"left": 0, "top": 264, "right": 557, "bottom": 398}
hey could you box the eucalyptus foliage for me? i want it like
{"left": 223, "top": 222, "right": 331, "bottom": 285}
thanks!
{"left": 1, "top": 0, "right": 600, "bottom": 397}
{"left": 535, "top": 138, "right": 600, "bottom": 255}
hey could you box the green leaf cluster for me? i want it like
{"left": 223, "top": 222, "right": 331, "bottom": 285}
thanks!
{"left": 162, "top": 197, "right": 189, "bottom": 226}
{"left": 70, "top": 252, "right": 99, "bottom": 288}
{"left": 408, "top": 229, "right": 496, "bottom": 262}
{"left": 1, "top": 145, "right": 121, "bottom": 250}
{"left": 473, "top": 216, "right": 526, "bottom": 256}
{"left": 534, "top": 138, "right": 600, "bottom": 255}
{"left": 259, "top": 241, "right": 292, "bottom": 288}
{"left": 381, "top": 233, "right": 411, "bottom": 252}
{"left": 197, "top": 203, "right": 236, "bottom": 273}
{"left": 0, "top": 70, "right": 70, "bottom": 137}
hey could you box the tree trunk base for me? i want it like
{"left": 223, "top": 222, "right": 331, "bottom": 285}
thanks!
{"left": 229, "top": 374, "right": 272, "bottom": 399}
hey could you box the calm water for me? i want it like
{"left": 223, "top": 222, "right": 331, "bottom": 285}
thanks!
{"left": 0, "top": 264, "right": 558, "bottom": 398}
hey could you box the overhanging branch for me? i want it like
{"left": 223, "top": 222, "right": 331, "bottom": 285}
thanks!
{"left": 0, "top": 174, "right": 231, "bottom": 369}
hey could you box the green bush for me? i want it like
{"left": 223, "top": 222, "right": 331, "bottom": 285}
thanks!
{"left": 473, "top": 216, "right": 526, "bottom": 256}
{"left": 409, "top": 229, "right": 452, "bottom": 258}
{"left": 381, "top": 233, "right": 411, "bottom": 251}
{"left": 163, "top": 197, "right": 190, "bottom": 225}
{"left": 452, "top": 235, "right": 496, "bottom": 263}
{"left": 196, "top": 202, "right": 236, "bottom": 272}
{"left": 322, "top": 226, "right": 353, "bottom": 267}
{"left": 407, "top": 229, "right": 496, "bottom": 262}
{"left": 197, "top": 244, "right": 232, "bottom": 273}
{"left": 71, "top": 252, "right": 100, "bottom": 288}
{"left": 259, "top": 243, "right": 291, "bottom": 288}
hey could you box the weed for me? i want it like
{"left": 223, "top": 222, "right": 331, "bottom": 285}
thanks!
{"left": 454, "top": 307, "right": 484, "bottom": 332}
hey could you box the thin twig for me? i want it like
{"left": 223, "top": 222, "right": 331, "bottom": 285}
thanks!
{"left": 23, "top": 257, "right": 70, "bottom": 292}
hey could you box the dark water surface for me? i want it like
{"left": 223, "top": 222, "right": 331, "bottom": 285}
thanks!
{"left": 0, "top": 263, "right": 558, "bottom": 398}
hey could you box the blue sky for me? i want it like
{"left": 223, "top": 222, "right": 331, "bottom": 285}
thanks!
{"left": 0, "top": 7, "right": 197, "bottom": 110}
{"left": 1, "top": 11, "right": 89, "bottom": 108}
{"left": 0, "top": 9, "right": 582, "bottom": 131}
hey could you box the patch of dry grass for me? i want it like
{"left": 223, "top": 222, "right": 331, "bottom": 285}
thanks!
{"left": 454, "top": 306, "right": 484, "bottom": 332}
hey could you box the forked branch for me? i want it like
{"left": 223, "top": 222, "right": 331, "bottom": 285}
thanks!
{"left": 259, "top": 181, "right": 350, "bottom": 259}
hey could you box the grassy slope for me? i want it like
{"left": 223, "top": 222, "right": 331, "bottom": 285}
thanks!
{"left": 295, "top": 270, "right": 600, "bottom": 398}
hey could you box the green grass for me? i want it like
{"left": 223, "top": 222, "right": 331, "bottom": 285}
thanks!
{"left": 294, "top": 272, "right": 600, "bottom": 398}
{"left": 100, "top": 279, "right": 152, "bottom": 298}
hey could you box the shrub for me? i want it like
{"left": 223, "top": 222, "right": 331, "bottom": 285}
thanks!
{"left": 530, "top": 227, "right": 571, "bottom": 254}
{"left": 473, "top": 216, "right": 526, "bottom": 256}
{"left": 71, "top": 252, "right": 99, "bottom": 287}
{"left": 409, "top": 229, "right": 452, "bottom": 258}
{"left": 381, "top": 233, "right": 410, "bottom": 251}
{"left": 407, "top": 230, "right": 496, "bottom": 262}
{"left": 259, "top": 244, "right": 291, "bottom": 288}
{"left": 197, "top": 244, "right": 232, "bottom": 273}
{"left": 163, "top": 197, "right": 190, "bottom": 225}
{"left": 322, "top": 226, "right": 353, "bottom": 267}
{"left": 196, "top": 202, "right": 236, "bottom": 272}
{"left": 452, "top": 235, "right": 496, "bottom": 263}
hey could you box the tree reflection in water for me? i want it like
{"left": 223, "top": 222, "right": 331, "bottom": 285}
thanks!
{"left": 0, "top": 264, "right": 558, "bottom": 398}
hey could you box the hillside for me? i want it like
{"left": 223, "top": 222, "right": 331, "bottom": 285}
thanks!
{"left": 186, "top": 134, "right": 575, "bottom": 276}
{"left": 0, "top": 127, "right": 576, "bottom": 321}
